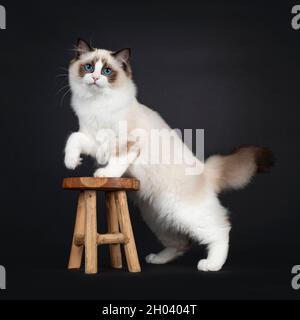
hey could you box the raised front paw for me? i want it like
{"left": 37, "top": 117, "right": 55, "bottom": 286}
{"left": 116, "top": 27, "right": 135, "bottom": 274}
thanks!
{"left": 64, "top": 152, "right": 82, "bottom": 170}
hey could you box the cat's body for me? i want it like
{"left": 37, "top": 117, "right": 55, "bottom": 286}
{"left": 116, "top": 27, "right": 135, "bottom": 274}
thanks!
{"left": 64, "top": 39, "right": 273, "bottom": 271}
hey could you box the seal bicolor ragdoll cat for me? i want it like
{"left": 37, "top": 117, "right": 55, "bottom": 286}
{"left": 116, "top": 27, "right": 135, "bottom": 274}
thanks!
{"left": 64, "top": 39, "right": 273, "bottom": 271}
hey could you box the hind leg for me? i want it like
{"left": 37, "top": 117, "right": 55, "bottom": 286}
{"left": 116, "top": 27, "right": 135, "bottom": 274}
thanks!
{"left": 182, "top": 201, "right": 231, "bottom": 272}
{"left": 145, "top": 232, "right": 191, "bottom": 264}
{"left": 146, "top": 248, "right": 184, "bottom": 264}
{"left": 192, "top": 220, "right": 230, "bottom": 272}
{"left": 197, "top": 235, "right": 229, "bottom": 271}
{"left": 139, "top": 201, "right": 191, "bottom": 264}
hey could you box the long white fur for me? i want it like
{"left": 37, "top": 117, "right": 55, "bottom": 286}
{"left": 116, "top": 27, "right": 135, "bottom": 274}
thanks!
{"left": 65, "top": 48, "right": 240, "bottom": 272}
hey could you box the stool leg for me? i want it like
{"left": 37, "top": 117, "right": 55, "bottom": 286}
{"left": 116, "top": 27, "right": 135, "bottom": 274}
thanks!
{"left": 84, "top": 190, "right": 98, "bottom": 274}
{"left": 68, "top": 191, "right": 85, "bottom": 269}
{"left": 105, "top": 192, "right": 122, "bottom": 269}
{"left": 115, "top": 191, "right": 141, "bottom": 272}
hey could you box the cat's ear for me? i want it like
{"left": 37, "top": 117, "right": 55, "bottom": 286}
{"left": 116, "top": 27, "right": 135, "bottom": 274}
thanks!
{"left": 112, "top": 48, "right": 131, "bottom": 64}
{"left": 75, "top": 38, "right": 93, "bottom": 58}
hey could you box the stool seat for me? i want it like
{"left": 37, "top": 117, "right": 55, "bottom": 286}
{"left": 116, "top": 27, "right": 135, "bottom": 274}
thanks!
{"left": 63, "top": 177, "right": 140, "bottom": 191}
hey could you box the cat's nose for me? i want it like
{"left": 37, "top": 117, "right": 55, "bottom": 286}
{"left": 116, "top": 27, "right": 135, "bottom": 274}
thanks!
{"left": 92, "top": 77, "right": 99, "bottom": 82}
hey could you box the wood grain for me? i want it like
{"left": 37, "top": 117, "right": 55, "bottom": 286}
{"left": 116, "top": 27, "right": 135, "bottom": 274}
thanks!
{"left": 105, "top": 192, "right": 123, "bottom": 269}
{"left": 115, "top": 191, "right": 141, "bottom": 273}
{"left": 84, "top": 190, "right": 98, "bottom": 274}
{"left": 68, "top": 191, "right": 85, "bottom": 269}
{"left": 97, "top": 233, "right": 127, "bottom": 245}
{"left": 63, "top": 177, "right": 140, "bottom": 191}
{"left": 74, "top": 233, "right": 127, "bottom": 246}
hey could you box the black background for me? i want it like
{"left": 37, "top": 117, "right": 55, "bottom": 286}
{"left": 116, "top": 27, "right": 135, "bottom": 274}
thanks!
{"left": 0, "top": 0, "right": 299, "bottom": 299}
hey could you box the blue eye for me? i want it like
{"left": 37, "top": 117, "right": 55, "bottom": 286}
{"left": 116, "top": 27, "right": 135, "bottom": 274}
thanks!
{"left": 102, "top": 67, "right": 112, "bottom": 75}
{"left": 83, "top": 63, "right": 94, "bottom": 72}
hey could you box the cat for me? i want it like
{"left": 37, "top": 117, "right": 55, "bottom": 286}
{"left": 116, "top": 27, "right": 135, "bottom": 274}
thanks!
{"left": 64, "top": 39, "right": 274, "bottom": 271}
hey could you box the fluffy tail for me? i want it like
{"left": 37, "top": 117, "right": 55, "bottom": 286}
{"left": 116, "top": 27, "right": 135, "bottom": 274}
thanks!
{"left": 205, "top": 145, "right": 274, "bottom": 193}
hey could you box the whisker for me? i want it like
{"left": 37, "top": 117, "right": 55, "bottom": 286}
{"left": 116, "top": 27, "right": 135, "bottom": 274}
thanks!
{"left": 60, "top": 88, "right": 71, "bottom": 106}
{"left": 56, "top": 84, "right": 70, "bottom": 95}
{"left": 57, "top": 67, "right": 69, "bottom": 72}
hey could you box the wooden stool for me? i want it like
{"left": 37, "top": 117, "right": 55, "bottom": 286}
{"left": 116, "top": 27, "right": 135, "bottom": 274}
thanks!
{"left": 63, "top": 177, "right": 141, "bottom": 274}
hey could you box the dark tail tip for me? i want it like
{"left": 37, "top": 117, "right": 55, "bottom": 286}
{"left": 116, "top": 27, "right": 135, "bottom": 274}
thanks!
{"left": 255, "top": 147, "right": 275, "bottom": 173}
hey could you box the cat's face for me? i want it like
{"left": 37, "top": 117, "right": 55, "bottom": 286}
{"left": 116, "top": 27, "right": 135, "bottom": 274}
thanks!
{"left": 69, "top": 39, "right": 132, "bottom": 98}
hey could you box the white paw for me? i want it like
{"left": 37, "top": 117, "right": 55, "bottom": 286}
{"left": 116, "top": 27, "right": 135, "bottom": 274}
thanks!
{"left": 93, "top": 168, "right": 122, "bottom": 178}
{"left": 197, "top": 259, "right": 223, "bottom": 272}
{"left": 145, "top": 253, "right": 166, "bottom": 264}
{"left": 64, "top": 152, "right": 82, "bottom": 170}
{"left": 93, "top": 168, "right": 108, "bottom": 177}
{"left": 96, "top": 145, "right": 110, "bottom": 165}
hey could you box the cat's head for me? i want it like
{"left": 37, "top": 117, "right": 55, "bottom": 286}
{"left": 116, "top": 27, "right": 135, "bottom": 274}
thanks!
{"left": 69, "top": 39, "right": 133, "bottom": 98}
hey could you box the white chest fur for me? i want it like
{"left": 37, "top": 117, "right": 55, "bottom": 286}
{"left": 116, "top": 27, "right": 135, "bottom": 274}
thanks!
{"left": 72, "top": 92, "right": 133, "bottom": 138}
